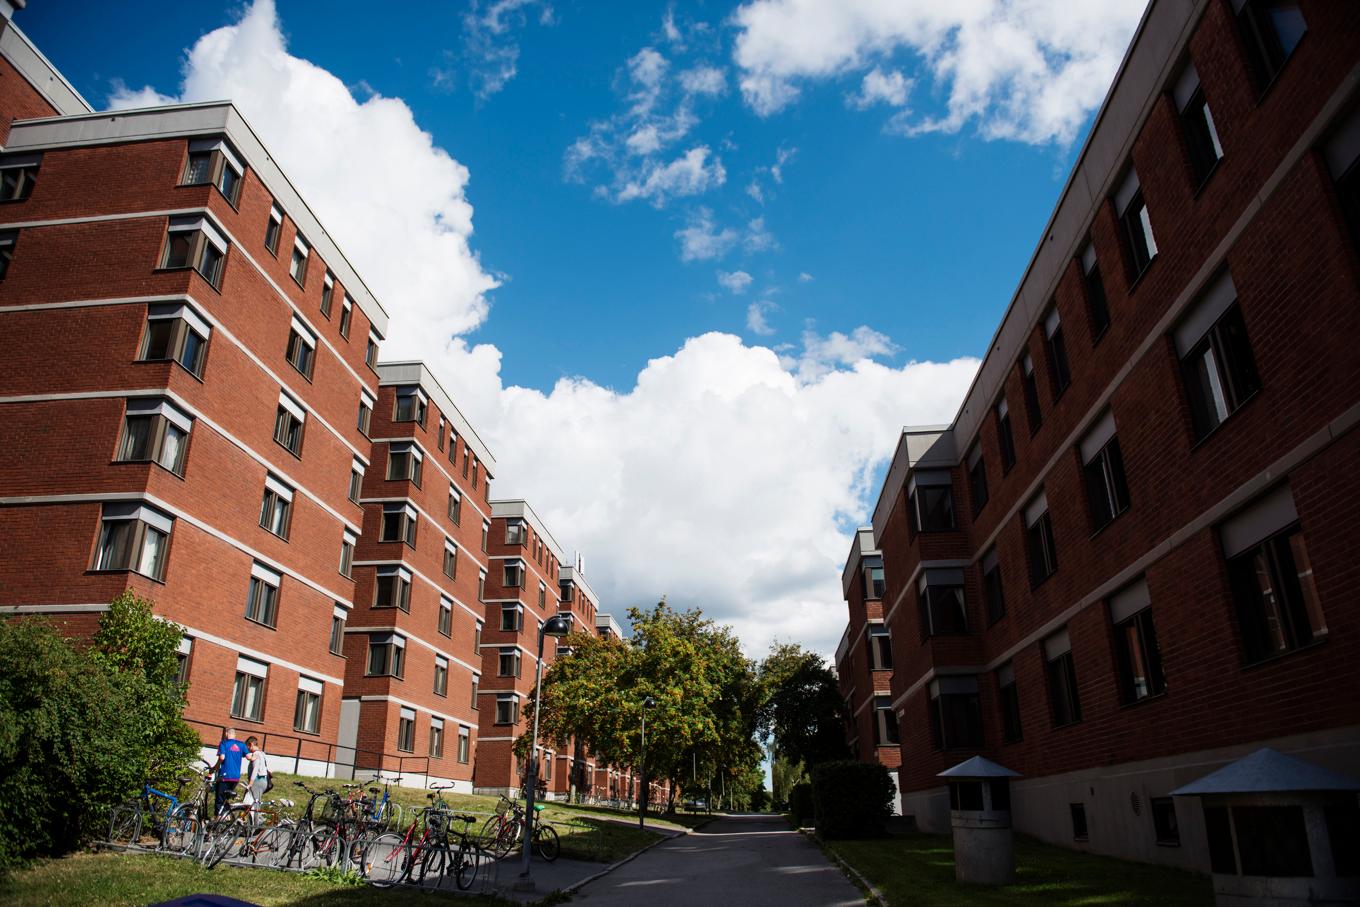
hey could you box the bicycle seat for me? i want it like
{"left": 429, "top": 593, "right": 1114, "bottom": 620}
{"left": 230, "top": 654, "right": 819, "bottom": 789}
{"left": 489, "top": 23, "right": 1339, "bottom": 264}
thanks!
{"left": 426, "top": 793, "right": 436, "bottom": 800}
{"left": 177, "top": 776, "right": 193, "bottom": 784}
{"left": 368, "top": 788, "right": 380, "bottom": 795}
{"left": 293, "top": 781, "right": 306, "bottom": 788}
{"left": 533, "top": 804, "right": 546, "bottom": 812}
{"left": 456, "top": 814, "right": 477, "bottom": 823}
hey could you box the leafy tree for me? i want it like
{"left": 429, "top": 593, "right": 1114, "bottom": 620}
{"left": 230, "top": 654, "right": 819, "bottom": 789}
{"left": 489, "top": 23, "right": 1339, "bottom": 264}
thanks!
{"left": 771, "top": 753, "right": 808, "bottom": 808}
{"left": 759, "top": 643, "right": 849, "bottom": 769}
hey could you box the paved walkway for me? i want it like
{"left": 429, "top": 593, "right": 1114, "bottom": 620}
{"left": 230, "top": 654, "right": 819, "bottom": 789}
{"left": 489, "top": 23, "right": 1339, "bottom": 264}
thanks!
{"left": 571, "top": 813, "right": 864, "bottom": 906}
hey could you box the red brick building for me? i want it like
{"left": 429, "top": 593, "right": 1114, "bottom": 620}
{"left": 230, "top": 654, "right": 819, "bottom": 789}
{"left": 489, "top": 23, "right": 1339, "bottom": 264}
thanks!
{"left": 864, "top": 0, "right": 1360, "bottom": 869}
{"left": 0, "top": 13, "right": 395, "bottom": 774}
{"left": 338, "top": 361, "right": 495, "bottom": 791}
{"left": 474, "top": 498, "right": 566, "bottom": 796}
{"left": 833, "top": 528, "right": 902, "bottom": 812}
{"left": 548, "top": 560, "right": 599, "bottom": 801}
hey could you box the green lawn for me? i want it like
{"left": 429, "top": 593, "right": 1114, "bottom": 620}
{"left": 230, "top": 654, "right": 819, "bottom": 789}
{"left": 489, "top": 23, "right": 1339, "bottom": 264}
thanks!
{"left": 822, "top": 832, "right": 1214, "bottom": 907}
{"left": 0, "top": 852, "right": 513, "bottom": 907}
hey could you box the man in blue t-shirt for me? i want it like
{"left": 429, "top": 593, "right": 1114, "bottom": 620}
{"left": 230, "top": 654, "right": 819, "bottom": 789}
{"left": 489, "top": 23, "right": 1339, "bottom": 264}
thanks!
{"left": 214, "top": 728, "right": 246, "bottom": 816}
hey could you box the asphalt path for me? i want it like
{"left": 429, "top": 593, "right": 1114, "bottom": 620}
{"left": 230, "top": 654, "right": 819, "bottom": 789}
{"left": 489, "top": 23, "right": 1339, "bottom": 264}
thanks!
{"left": 572, "top": 813, "right": 864, "bottom": 906}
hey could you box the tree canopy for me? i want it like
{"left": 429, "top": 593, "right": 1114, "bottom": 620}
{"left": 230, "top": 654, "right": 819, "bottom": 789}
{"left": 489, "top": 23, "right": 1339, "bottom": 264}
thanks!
{"left": 758, "top": 642, "right": 850, "bottom": 769}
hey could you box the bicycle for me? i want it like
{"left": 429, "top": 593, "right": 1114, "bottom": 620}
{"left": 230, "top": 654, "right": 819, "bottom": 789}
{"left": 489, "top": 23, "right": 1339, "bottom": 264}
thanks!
{"left": 272, "top": 781, "right": 331, "bottom": 871}
{"left": 108, "top": 763, "right": 210, "bottom": 851}
{"left": 365, "top": 775, "right": 404, "bottom": 830}
{"left": 416, "top": 809, "right": 483, "bottom": 891}
{"left": 161, "top": 763, "right": 214, "bottom": 857}
{"left": 199, "top": 798, "right": 293, "bottom": 869}
{"left": 364, "top": 783, "right": 457, "bottom": 887}
{"left": 480, "top": 796, "right": 560, "bottom": 861}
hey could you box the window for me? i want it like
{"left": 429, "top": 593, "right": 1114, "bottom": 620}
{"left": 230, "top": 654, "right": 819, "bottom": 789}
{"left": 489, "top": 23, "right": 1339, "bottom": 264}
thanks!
{"left": 357, "top": 390, "right": 374, "bottom": 437}
{"left": 182, "top": 137, "right": 243, "bottom": 205}
{"left": 434, "top": 656, "right": 448, "bottom": 697}
{"left": 366, "top": 633, "right": 405, "bottom": 677}
{"left": 1115, "top": 168, "right": 1157, "bottom": 279}
{"left": 501, "top": 604, "right": 523, "bottom": 632}
{"left": 1221, "top": 485, "right": 1325, "bottom": 663}
{"left": 259, "top": 474, "right": 293, "bottom": 540}
{"left": 478, "top": 571, "right": 486, "bottom": 603}
{"left": 161, "top": 217, "right": 227, "bottom": 288}
{"left": 380, "top": 502, "right": 418, "bottom": 547}
{"left": 506, "top": 519, "right": 526, "bottom": 546}
{"left": 339, "top": 530, "right": 356, "bottom": 578}
{"left": 245, "top": 562, "right": 281, "bottom": 628}
{"left": 386, "top": 442, "right": 423, "bottom": 486}
{"left": 997, "top": 662, "right": 1021, "bottom": 743}
{"left": 339, "top": 295, "right": 352, "bottom": 338}
{"left": 447, "top": 487, "right": 462, "bottom": 526}
{"left": 457, "top": 726, "right": 470, "bottom": 764}
{"left": 329, "top": 605, "right": 346, "bottom": 656}
{"left": 481, "top": 520, "right": 490, "bottom": 552}
{"left": 463, "top": 448, "right": 472, "bottom": 479}
{"left": 504, "top": 561, "right": 525, "bottom": 589}
{"left": 863, "top": 558, "right": 885, "bottom": 600}
{"left": 1173, "top": 62, "right": 1223, "bottom": 186}
{"left": 0, "top": 231, "right": 15, "bottom": 279}
{"left": 872, "top": 696, "right": 899, "bottom": 745}
{"left": 1326, "top": 104, "right": 1360, "bottom": 246}
{"left": 175, "top": 637, "right": 192, "bottom": 685}
{"left": 231, "top": 657, "right": 268, "bottom": 722}
{"left": 438, "top": 597, "right": 452, "bottom": 637}
{"left": 1025, "top": 492, "right": 1058, "bottom": 585}
{"left": 908, "top": 471, "right": 955, "bottom": 534}
{"left": 1109, "top": 579, "right": 1167, "bottom": 702}
{"left": 117, "top": 398, "right": 192, "bottom": 475}
{"left": 498, "top": 648, "right": 521, "bottom": 677}
{"left": 966, "top": 442, "right": 988, "bottom": 515}
{"left": 448, "top": 431, "right": 459, "bottom": 466}
{"left": 429, "top": 717, "right": 444, "bottom": 757}
{"left": 1235, "top": 0, "right": 1306, "bottom": 88}
{"left": 285, "top": 317, "right": 316, "bottom": 379}
{"left": 393, "top": 386, "right": 427, "bottom": 425}
{"left": 538, "top": 583, "right": 546, "bottom": 609}
{"left": 474, "top": 621, "right": 483, "bottom": 649}
{"left": 981, "top": 548, "right": 1005, "bottom": 625}
{"left": 349, "top": 459, "right": 364, "bottom": 504}
{"left": 320, "top": 272, "right": 335, "bottom": 318}
{"left": 929, "top": 676, "right": 983, "bottom": 750}
{"left": 1080, "top": 413, "right": 1130, "bottom": 531}
{"left": 396, "top": 707, "right": 415, "bottom": 753}
{"left": 495, "top": 695, "right": 519, "bottom": 725}
{"left": 93, "top": 502, "right": 171, "bottom": 581}
{"left": 471, "top": 673, "right": 480, "bottom": 709}
{"left": 1020, "top": 353, "right": 1042, "bottom": 434}
{"left": 436, "top": 417, "right": 446, "bottom": 450}
{"left": 289, "top": 234, "right": 309, "bottom": 286}
{"left": 0, "top": 152, "right": 39, "bottom": 201}
{"left": 366, "top": 331, "right": 379, "bottom": 369}
{"left": 1205, "top": 805, "right": 1313, "bottom": 877}
{"left": 559, "top": 581, "right": 574, "bottom": 604}
{"left": 443, "top": 539, "right": 458, "bottom": 579}
{"left": 274, "top": 392, "right": 306, "bottom": 457}
{"left": 1042, "top": 306, "right": 1071, "bottom": 399}
{"left": 1152, "top": 797, "right": 1180, "bottom": 846}
{"left": 294, "top": 677, "right": 323, "bottom": 734}
{"left": 867, "top": 625, "right": 893, "bottom": 670}
{"left": 1175, "top": 272, "right": 1260, "bottom": 441}
{"left": 265, "top": 203, "right": 282, "bottom": 255}
{"left": 373, "top": 565, "right": 412, "bottom": 611}
{"left": 1070, "top": 803, "right": 1089, "bottom": 841}
{"left": 1079, "top": 242, "right": 1110, "bottom": 340}
{"left": 995, "top": 398, "right": 1016, "bottom": 472}
{"left": 472, "top": 459, "right": 480, "bottom": 490}
{"left": 919, "top": 568, "right": 968, "bottom": 638}
{"left": 1045, "top": 629, "right": 1082, "bottom": 727}
{"left": 140, "top": 303, "right": 211, "bottom": 377}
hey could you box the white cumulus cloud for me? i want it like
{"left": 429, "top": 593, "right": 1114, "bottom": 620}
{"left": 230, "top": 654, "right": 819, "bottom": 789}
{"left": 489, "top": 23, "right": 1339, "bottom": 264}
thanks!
{"left": 458, "top": 0, "right": 554, "bottom": 99}
{"left": 718, "top": 270, "right": 754, "bottom": 294}
{"left": 732, "top": 0, "right": 1144, "bottom": 144}
{"left": 675, "top": 208, "right": 740, "bottom": 262}
{"left": 616, "top": 145, "right": 726, "bottom": 207}
{"left": 848, "top": 66, "right": 912, "bottom": 109}
{"left": 746, "top": 299, "right": 777, "bottom": 335}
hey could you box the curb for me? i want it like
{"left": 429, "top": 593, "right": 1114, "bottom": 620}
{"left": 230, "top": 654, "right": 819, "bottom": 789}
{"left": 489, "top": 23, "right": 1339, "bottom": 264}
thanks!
{"left": 550, "top": 815, "right": 714, "bottom": 903}
{"left": 795, "top": 827, "right": 888, "bottom": 907}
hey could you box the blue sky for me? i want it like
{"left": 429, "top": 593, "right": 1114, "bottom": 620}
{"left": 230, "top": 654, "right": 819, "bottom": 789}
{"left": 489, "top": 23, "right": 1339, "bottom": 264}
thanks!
{"left": 24, "top": 0, "right": 1145, "bottom": 655}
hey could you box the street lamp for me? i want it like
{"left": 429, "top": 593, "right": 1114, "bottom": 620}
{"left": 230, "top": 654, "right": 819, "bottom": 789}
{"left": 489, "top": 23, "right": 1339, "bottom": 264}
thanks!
{"left": 638, "top": 696, "right": 655, "bottom": 830}
{"left": 518, "top": 611, "right": 574, "bottom": 887}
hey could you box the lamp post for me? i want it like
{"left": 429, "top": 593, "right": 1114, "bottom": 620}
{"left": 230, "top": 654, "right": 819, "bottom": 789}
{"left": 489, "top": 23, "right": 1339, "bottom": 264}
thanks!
{"left": 638, "top": 696, "right": 654, "bottom": 830}
{"left": 518, "top": 612, "right": 574, "bottom": 887}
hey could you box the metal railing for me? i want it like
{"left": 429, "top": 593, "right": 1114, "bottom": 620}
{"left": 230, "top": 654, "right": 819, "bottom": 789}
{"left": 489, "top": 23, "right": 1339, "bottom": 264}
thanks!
{"left": 186, "top": 716, "right": 431, "bottom": 782}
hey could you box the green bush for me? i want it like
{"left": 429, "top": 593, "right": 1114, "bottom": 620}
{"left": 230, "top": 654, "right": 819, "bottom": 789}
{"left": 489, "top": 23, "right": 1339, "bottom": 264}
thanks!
{"left": 0, "top": 593, "right": 198, "bottom": 869}
{"left": 789, "top": 782, "right": 815, "bottom": 827}
{"left": 810, "top": 760, "right": 894, "bottom": 839}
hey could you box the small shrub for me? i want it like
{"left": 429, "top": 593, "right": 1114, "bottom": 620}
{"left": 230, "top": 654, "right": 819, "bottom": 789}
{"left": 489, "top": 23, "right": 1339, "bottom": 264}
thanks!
{"left": 810, "top": 760, "right": 894, "bottom": 839}
{"left": 305, "top": 865, "right": 365, "bottom": 886}
{"left": 789, "top": 782, "right": 815, "bottom": 827}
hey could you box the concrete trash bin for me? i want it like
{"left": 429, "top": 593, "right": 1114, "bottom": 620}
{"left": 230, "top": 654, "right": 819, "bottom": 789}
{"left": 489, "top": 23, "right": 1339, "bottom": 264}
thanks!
{"left": 938, "top": 756, "right": 1022, "bottom": 886}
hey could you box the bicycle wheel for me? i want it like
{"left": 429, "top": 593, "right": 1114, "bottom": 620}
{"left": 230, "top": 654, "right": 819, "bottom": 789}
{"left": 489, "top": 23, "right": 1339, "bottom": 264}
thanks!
{"left": 453, "top": 838, "right": 481, "bottom": 891}
{"left": 382, "top": 801, "right": 404, "bottom": 831}
{"left": 161, "top": 803, "right": 200, "bottom": 855}
{"left": 251, "top": 825, "right": 287, "bottom": 866}
{"left": 205, "top": 820, "right": 245, "bottom": 868}
{"left": 108, "top": 804, "right": 141, "bottom": 847}
{"left": 277, "top": 824, "right": 320, "bottom": 871}
{"left": 363, "top": 832, "right": 409, "bottom": 887}
{"left": 416, "top": 842, "right": 446, "bottom": 889}
{"left": 312, "top": 827, "right": 343, "bottom": 868}
{"left": 535, "top": 824, "right": 560, "bottom": 862}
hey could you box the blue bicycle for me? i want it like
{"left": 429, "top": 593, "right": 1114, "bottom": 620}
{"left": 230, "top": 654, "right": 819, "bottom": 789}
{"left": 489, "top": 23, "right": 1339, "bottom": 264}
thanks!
{"left": 109, "top": 762, "right": 212, "bottom": 851}
{"left": 366, "top": 774, "right": 405, "bottom": 830}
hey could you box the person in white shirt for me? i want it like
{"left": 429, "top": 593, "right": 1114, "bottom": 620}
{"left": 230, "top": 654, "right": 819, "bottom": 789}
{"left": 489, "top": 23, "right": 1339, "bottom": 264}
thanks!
{"left": 240, "top": 736, "right": 270, "bottom": 818}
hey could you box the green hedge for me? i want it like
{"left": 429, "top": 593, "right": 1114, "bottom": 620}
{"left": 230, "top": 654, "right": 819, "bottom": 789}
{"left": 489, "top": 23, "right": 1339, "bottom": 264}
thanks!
{"left": 810, "top": 760, "right": 894, "bottom": 839}
{"left": 789, "top": 782, "right": 815, "bottom": 827}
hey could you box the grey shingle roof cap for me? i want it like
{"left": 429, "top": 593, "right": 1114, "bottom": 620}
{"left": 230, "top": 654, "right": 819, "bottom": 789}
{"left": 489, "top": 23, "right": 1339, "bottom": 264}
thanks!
{"left": 937, "top": 756, "right": 1022, "bottom": 779}
{"left": 1171, "top": 748, "right": 1360, "bottom": 796}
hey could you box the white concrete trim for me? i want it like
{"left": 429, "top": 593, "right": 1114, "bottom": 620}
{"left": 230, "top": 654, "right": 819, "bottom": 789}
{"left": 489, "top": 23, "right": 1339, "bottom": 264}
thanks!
{"left": 185, "top": 623, "right": 343, "bottom": 686}
{"left": 349, "top": 695, "right": 476, "bottom": 730}
{"left": 341, "top": 623, "right": 478, "bottom": 675}
{"left": 355, "top": 497, "right": 488, "bottom": 573}
{"left": 349, "top": 559, "right": 482, "bottom": 621}
{"left": 0, "top": 603, "right": 111, "bottom": 613}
